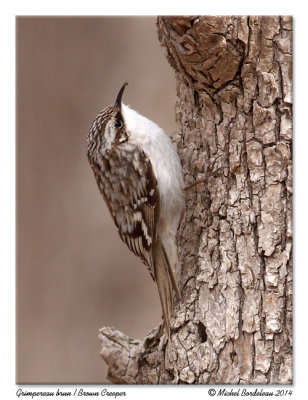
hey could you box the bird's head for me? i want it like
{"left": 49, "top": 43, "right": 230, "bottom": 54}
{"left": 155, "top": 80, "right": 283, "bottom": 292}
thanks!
{"left": 87, "top": 82, "right": 129, "bottom": 158}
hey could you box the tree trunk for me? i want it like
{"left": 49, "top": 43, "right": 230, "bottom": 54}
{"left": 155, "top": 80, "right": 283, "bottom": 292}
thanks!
{"left": 99, "top": 16, "right": 292, "bottom": 384}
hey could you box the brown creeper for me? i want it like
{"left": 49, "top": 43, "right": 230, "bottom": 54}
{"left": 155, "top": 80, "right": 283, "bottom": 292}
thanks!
{"left": 87, "top": 82, "right": 184, "bottom": 338}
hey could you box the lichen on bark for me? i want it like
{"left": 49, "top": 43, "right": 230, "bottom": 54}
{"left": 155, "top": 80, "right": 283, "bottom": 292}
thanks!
{"left": 99, "top": 16, "right": 292, "bottom": 384}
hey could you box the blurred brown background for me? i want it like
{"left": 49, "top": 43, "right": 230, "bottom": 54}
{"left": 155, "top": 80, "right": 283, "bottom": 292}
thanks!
{"left": 16, "top": 16, "right": 177, "bottom": 383}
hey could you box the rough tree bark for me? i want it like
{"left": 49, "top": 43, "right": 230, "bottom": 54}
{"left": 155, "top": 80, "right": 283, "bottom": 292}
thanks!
{"left": 99, "top": 16, "right": 292, "bottom": 384}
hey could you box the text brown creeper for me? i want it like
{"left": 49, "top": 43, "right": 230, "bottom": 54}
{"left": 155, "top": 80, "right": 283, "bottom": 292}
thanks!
{"left": 87, "top": 82, "right": 184, "bottom": 338}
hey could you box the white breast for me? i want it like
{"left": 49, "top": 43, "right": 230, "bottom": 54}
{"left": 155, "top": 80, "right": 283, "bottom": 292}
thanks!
{"left": 122, "top": 104, "right": 184, "bottom": 222}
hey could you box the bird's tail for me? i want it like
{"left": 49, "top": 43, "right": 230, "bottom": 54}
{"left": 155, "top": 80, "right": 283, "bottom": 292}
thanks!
{"left": 154, "top": 238, "right": 181, "bottom": 339}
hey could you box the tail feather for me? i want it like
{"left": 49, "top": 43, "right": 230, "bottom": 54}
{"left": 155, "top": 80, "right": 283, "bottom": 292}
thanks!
{"left": 161, "top": 244, "right": 181, "bottom": 300}
{"left": 154, "top": 239, "right": 180, "bottom": 338}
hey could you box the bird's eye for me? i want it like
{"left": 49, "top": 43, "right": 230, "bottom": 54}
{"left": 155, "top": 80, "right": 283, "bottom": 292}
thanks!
{"left": 114, "top": 119, "right": 123, "bottom": 129}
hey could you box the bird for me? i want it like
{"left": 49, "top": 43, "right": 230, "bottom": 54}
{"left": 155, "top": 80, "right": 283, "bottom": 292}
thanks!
{"left": 87, "top": 82, "right": 184, "bottom": 338}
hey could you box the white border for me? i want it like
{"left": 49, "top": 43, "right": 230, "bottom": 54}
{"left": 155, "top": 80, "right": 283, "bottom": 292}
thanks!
{"left": 2, "top": 1, "right": 307, "bottom": 399}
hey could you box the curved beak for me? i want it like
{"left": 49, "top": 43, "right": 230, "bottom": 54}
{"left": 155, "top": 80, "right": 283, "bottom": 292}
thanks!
{"left": 115, "top": 82, "right": 128, "bottom": 109}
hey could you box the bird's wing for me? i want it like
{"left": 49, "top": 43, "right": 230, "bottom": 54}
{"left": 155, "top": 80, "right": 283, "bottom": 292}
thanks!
{"left": 91, "top": 148, "right": 159, "bottom": 279}
{"left": 116, "top": 152, "right": 159, "bottom": 279}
